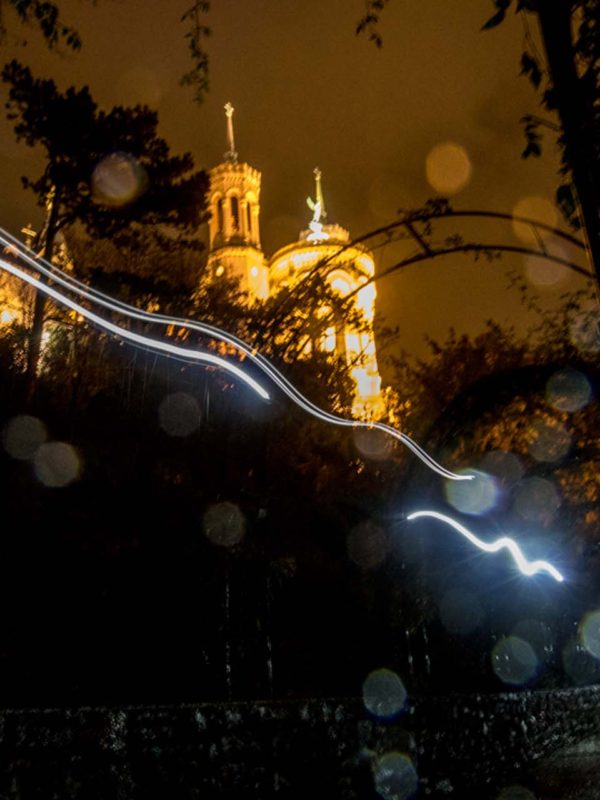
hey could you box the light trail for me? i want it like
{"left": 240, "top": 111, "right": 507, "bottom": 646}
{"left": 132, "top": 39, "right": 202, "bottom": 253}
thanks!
{"left": 406, "top": 510, "right": 564, "bottom": 582}
{"left": 0, "top": 229, "right": 470, "bottom": 481}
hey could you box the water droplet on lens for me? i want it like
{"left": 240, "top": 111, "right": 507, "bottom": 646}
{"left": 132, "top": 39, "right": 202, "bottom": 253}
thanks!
{"left": 373, "top": 752, "right": 418, "bottom": 800}
{"left": 445, "top": 468, "right": 498, "bottom": 515}
{"left": 546, "top": 368, "right": 591, "bottom": 413}
{"left": 347, "top": 521, "right": 389, "bottom": 569}
{"left": 491, "top": 636, "right": 538, "bottom": 686}
{"left": 527, "top": 419, "right": 571, "bottom": 463}
{"left": 203, "top": 502, "right": 245, "bottom": 547}
{"left": 92, "top": 152, "right": 148, "bottom": 207}
{"left": 34, "top": 442, "right": 80, "bottom": 487}
{"left": 580, "top": 609, "right": 600, "bottom": 660}
{"left": 2, "top": 414, "right": 46, "bottom": 460}
{"left": 513, "top": 477, "right": 560, "bottom": 524}
{"left": 159, "top": 392, "right": 201, "bottom": 437}
{"left": 363, "top": 668, "right": 407, "bottom": 719}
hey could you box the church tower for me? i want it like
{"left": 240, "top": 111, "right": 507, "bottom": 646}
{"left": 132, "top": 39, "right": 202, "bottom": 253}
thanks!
{"left": 269, "top": 169, "right": 384, "bottom": 419}
{"left": 206, "top": 104, "right": 269, "bottom": 301}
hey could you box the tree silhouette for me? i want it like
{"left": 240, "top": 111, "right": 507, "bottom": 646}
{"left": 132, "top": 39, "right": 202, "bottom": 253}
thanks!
{"left": 1, "top": 60, "right": 208, "bottom": 396}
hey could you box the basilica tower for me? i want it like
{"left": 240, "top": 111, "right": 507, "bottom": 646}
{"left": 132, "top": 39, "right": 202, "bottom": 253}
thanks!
{"left": 269, "top": 169, "right": 384, "bottom": 419}
{"left": 206, "top": 104, "right": 268, "bottom": 301}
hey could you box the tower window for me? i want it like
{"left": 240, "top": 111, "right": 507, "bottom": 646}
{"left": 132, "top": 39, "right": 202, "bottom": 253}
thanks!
{"left": 246, "top": 203, "right": 252, "bottom": 236}
{"left": 217, "top": 198, "right": 224, "bottom": 232}
{"left": 231, "top": 196, "right": 240, "bottom": 231}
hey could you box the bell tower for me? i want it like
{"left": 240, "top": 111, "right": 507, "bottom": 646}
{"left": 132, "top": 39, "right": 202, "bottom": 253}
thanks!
{"left": 206, "top": 103, "right": 268, "bottom": 301}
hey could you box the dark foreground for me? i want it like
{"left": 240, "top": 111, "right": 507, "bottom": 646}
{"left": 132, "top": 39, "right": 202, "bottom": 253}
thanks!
{"left": 2, "top": 686, "right": 600, "bottom": 799}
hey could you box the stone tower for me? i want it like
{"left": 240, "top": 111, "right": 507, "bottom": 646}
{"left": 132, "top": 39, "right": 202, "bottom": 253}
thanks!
{"left": 206, "top": 103, "right": 269, "bottom": 301}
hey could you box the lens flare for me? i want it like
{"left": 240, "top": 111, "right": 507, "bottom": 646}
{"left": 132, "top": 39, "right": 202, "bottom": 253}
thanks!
{"left": 203, "top": 502, "right": 246, "bottom": 547}
{"left": 580, "top": 609, "right": 600, "bottom": 660}
{"left": 527, "top": 419, "right": 571, "bottom": 463}
{"left": 91, "top": 152, "right": 148, "bottom": 207}
{"left": 159, "top": 392, "right": 202, "bottom": 437}
{"left": 512, "top": 477, "right": 560, "bottom": 524}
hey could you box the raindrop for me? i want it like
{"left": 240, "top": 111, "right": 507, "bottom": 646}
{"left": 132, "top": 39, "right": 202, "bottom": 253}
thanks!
{"left": 480, "top": 450, "right": 524, "bottom": 486}
{"left": 562, "top": 637, "right": 600, "bottom": 685}
{"left": 159, "top": 392, "right": 201, "bottom": 437}
{"left": 34, "top": 442, "right": 80, "bottom": 488}
{"left": 203, "top": 502, "right": 246, "bottom": 547}
{"left": 353, "top": 426, "right": 393, "bottom": 460}
{"left": 580, "top": 609, "right": 600, "bottom": 660}
{"left": 373, "top": 752, "right": 418, "bottom": 800}
{"left": 2, "top": 415, "right": 46, "bottom": 460}
{"left": 491, "top": 636, "right": 538, "bottom": 686}
{"left": 362, "top": 668, "right": 407, "bottom": 719}
{"left": 546, "top": 368, "right": 591, "bottom": 413}
{"left": 527, "top": 419, "right": 571, "bottom": 463}
{"left": 445, "top": 468, "right": 498, "bottom": 515}
{"left": 92, "top": 152, "right": 148, "bottom": 207}
{"left": 347, "top": 521, "right": 390, "bottom": 569}
{"left": 512, "top": 477, "right": 560, "bottom": 524}
{"left": 425, "top": 142, "right": 471, "bottom": 195}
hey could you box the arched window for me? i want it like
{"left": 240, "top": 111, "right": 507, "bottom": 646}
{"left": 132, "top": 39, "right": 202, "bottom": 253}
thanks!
{"left": 246, "top": 202, "right": 252, "bottom": 236}
{"left": 231, "top": 196, "right": 240, "bottom": 231}
{"left": 217, "top": 198, "right": 224, "bottom": 232}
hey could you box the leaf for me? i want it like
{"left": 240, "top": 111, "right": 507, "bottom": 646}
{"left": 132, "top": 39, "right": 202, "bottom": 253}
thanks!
{"left": 520, "top": 52, "right": 542, "bottom": 88}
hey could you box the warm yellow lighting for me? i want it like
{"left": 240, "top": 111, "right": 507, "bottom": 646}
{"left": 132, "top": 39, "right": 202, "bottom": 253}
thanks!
{"left": 330, "top": 276, "right": 351, "bottom": 295}
{"left": 215, "top": 265, "right": 225, "bottom": 277}
{"left": 0, "top": 309, "right": 15, "bottom": 324}
{"left": 322, "top": 327, "right": 336, "bottom": 352}
{"left": 250, "top": 266, "right": 259, "bottom": 277}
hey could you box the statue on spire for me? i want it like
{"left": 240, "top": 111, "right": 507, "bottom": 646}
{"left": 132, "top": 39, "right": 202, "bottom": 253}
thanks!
{"left": 306, "top": 167, "right": 329, "bottom": 242}
{"left": 224, "top": 102, "right": 238, "bottom": 164}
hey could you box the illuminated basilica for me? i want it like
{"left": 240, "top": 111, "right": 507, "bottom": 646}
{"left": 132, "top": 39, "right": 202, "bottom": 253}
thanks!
{"left": 207, "top": 104, "right": 384, "bottom": 418}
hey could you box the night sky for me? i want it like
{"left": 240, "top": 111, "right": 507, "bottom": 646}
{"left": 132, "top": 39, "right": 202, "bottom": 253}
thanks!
{"left": 0, "top": 0, "right": 591, "bottom": 358}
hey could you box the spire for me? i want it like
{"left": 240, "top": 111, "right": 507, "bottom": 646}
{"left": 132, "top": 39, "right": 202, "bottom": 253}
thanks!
{"left": 314, "top": 167, "right": 326, "bottom": 220}
{"left": 224, "top": 102, "right": 238, "bottom": 164}
{"left": 306, "top": 166, "right": 329, "bottom": 242}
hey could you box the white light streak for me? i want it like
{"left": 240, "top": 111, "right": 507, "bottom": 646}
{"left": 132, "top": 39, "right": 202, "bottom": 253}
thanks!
{"left": 406, "top": 510, "right": 564, "bottom": 583}
{"left": 0, "top": 229, "right": 470, "bottom": 481}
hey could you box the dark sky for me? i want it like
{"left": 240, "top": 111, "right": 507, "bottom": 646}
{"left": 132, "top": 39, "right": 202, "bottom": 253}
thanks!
{"left": 0, "top": 0, "right": 591, "bottom": 358}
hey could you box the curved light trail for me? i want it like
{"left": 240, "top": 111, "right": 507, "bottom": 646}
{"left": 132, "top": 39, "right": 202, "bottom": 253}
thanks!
{"left": 407, "top": 510, "right": 564, "bottom": 582}
{"left": 0, "top": 229, "right": 470, "bottom": 481}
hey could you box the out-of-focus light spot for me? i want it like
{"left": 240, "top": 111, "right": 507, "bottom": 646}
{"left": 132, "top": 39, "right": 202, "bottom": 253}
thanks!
{"left": 92, "top": 152, "right": 148, "bottom": 207}
{"left": 512, "top": 196, "right": 558, "bottom": 244}
{"left": 546, "top": 368, "right": 592, "bottom": 413}
{"left": 580, "top": 609, "right": 600, "bottom": 660}
{"left": 362, "top": 669, "right": 407, "bottom": 719}
{"left": 373, "top": 752, "right": 418, "bottom": 800}
{"left": 527, "top": 419, "right": 571, "bottom": 463}
{"left": 512, "top": 477, "right": 560, "bottom": 524}
{"left": 352, "top": 426, "right": 393, "bottom": 460}
{"left": 445, "top": 468, "right": 498, "bottom": 515}
{"left": 480, "top": 450, "right": 523, "bottom": 486}
{"left": 569, "top": 306, "right": 600, "bottom": 354}
{"left": 497, "top": 786, "right": 536, "bottom": 800}
{"left": 513, "top": 619, "right": 554, "bottom": 663}
{"left": 250, "top": 266, "right": 259, "bottom": 278}
{"left": 203, "top": 501, "right": 245, "bottom": 547}
{"left": 34, "top": 441, "right": 80, "bottom": 487}
{"left": 215, "top": 265, "right": 225, "bottom": 277}
{"left": 425, "top": 142, "right": 471, "bottom": 195}
{"left": 439, "top": 587, "right": 483, "bottom": 635}
{"left": 491, "top": 636, "right": 538, "bottom": 686}
{"left": 2, "top": 414, "right": 46, "bottom": 460}
{"left": 0, "top": 308, "right": 15, "bottom": 324}
{"left": 159, "top": 392, "right": 201, "bottom": 437}
{"left": 562, "top": 637, "right": 600, "bottom": 685}
{"left": 347, "top": 521, "right": 389, "bottom": 569}
{"left": 524, "top": 254, "right": 570, "bottom": 288}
